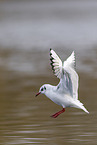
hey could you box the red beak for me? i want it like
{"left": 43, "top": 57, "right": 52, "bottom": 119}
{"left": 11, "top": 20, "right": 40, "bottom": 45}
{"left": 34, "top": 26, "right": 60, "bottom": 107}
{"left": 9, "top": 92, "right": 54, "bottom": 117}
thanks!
{"left": 35, "top": 92, "right": 41, "bottom": 97}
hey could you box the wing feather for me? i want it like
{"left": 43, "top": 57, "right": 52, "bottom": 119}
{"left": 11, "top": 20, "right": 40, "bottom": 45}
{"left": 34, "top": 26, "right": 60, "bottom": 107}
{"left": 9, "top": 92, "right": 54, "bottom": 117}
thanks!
{"left": 50, "top": 48, "right": 62, "bottom": 79}
{"left": 49, "top": 49, "right": 79, "bottom": 100}
{"left": 65, "top": 51, "right": 76, "bottom": 69}
{"left": 63, "top": 51, "right": 79, "bottom": 99}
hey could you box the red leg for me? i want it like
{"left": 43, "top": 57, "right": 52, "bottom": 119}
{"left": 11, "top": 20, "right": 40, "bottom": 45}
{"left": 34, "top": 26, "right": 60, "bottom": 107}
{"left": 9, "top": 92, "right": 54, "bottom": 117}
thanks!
{"left": 51, "top": 108, "right": 65, "bottom": 118}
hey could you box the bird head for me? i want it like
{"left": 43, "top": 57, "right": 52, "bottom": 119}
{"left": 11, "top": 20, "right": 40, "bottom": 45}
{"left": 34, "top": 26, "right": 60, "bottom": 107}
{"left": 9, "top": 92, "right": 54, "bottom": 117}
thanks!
{"left": 35, "top": 84, "right": 47, "bottom": 97}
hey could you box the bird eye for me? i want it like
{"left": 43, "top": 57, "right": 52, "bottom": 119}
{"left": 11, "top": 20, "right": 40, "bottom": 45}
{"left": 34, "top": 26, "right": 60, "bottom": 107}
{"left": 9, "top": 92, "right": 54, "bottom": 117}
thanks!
{"left": 41, "top": 88, "right": 43, "bottom": 91}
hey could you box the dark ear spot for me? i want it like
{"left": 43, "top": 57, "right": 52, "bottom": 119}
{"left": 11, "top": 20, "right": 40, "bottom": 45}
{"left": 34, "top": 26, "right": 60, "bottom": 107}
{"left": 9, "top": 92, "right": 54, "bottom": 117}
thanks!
{"left": 44, "top": 86, "right": 46, "bottom": 90}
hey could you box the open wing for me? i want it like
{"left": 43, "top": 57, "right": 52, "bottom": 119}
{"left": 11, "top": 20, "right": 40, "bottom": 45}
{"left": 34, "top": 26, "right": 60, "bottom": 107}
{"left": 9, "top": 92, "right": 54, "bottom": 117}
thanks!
{"left": 49, "top": 49, "right": 79, "bottom": 100}
{"left": 63, "top": 52, "right": 79, "bottom": 99}
{"left": 65, "top": 51, "right": 76, "bottom": 69}
{"left": 50, "top": 48, "right": 62, "bottom": 79}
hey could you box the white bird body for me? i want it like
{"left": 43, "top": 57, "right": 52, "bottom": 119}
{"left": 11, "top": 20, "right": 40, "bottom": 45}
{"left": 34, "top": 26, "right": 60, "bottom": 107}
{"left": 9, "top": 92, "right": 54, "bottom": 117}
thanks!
{"left": 36, "top": 49, "right": 89, "bottom": 118}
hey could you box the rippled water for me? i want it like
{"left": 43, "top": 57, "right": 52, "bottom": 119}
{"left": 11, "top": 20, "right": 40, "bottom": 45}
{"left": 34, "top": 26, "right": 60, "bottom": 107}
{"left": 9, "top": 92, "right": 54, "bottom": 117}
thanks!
{"left": 0, "top": 0, "right": 97, "bottom": 145}
{"left": 0, "top": 49, "right": 97, "bottom": 145}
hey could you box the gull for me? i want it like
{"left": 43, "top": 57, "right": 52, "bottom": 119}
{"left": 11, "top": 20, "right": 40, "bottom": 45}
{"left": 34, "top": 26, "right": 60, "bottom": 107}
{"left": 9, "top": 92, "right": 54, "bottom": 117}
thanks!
{"left": 36, "top": 48, "right": 89, "bottom": 118}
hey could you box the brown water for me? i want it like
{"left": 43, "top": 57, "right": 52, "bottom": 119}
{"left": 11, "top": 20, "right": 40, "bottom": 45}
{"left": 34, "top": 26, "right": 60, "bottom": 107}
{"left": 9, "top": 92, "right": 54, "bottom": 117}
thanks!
{"left": 0, "top": 49, "right": 97, "bottom": 145}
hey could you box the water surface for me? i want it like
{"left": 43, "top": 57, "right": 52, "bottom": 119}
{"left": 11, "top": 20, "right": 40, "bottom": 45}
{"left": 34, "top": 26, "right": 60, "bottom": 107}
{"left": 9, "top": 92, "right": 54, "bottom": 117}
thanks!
{"left": 0, "top": 50, "right": 97, "bottom": 145}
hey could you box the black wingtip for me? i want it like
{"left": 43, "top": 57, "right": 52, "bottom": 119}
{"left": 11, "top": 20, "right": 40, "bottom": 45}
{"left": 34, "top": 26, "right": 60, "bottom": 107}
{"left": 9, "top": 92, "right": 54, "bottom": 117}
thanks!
{"left": 50, "top": 48, "right": 52, "bottom": 56}
{"left": 50, "top": 48, "right": 52, "bottom": 51}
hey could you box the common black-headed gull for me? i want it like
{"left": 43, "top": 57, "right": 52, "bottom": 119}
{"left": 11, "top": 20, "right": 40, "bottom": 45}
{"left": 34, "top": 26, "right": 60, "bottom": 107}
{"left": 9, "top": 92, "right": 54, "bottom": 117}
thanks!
{"left": 36, "top": 49, "right": 89, "bottom": 118}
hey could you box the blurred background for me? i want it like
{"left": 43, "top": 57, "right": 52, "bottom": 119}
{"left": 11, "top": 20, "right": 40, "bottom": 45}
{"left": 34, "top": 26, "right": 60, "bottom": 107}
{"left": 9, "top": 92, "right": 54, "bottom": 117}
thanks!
{"left": 0, "top": 0, "right": 97, "bottom": 145}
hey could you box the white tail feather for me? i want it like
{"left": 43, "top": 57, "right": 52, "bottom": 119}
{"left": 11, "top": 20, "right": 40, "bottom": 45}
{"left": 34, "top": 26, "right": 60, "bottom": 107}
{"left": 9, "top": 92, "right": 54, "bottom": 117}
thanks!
{"left": 73, "top": 100, "right": 89, "bottom": 114}
{"left": 80, "top": 105, "right": 89, "bottom": 114}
